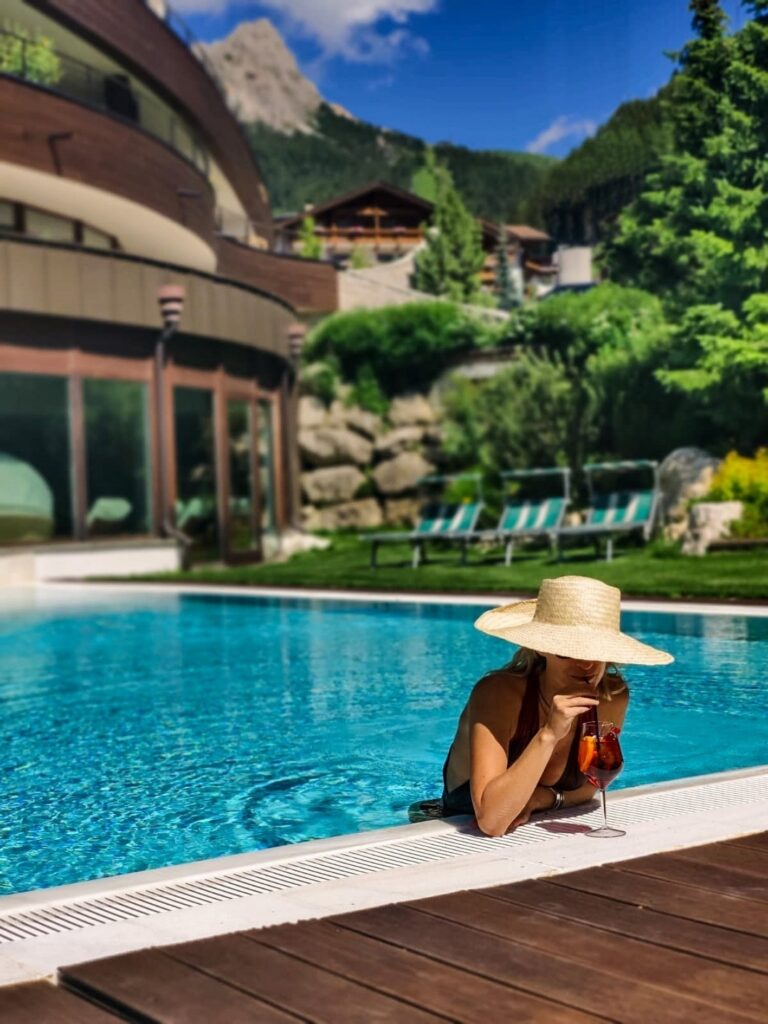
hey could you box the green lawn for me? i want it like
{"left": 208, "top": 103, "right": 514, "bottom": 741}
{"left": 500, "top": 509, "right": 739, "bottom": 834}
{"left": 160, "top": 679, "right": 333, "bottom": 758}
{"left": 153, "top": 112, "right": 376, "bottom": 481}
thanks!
{"left": 141, "top": 534, "right": 768, "bottom": 602}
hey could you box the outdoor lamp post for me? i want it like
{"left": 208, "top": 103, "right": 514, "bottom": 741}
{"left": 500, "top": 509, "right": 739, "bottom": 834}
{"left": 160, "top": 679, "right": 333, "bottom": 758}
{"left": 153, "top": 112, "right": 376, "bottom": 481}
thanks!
{"left": 155, "top": 284, "right": 186, "bottom": 546}
{"left": 285, "top": 322, "right": 307, "bottom": 530}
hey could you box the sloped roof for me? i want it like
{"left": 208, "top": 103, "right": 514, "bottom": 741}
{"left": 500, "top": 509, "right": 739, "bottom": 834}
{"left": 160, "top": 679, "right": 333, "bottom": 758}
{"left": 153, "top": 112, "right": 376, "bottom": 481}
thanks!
{"left": 276, "top": 181, "right": 434, "bottom": 229}
{"left": 507, "top": 224, "right": 551, "bottom": 242}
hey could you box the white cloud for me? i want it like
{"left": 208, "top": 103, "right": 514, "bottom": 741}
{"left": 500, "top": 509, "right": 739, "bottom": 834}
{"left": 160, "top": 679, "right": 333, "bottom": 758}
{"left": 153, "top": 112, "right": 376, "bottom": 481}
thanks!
{"left": 176, "top": 0, "right": 438, "bottom": 62}
{"left": 174, "top": 0, "right": 239, "bottom": 11}
{"left": 526, "top": 115, "right": 597, "bottom": 155}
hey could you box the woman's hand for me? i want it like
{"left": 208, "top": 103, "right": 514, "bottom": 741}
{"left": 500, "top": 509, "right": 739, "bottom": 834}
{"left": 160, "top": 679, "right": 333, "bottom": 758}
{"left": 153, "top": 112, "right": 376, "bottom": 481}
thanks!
{"left": 544, "top": 692, "right": 599, "bottom": 742}
{"left": 507, "top": 785, "right": 557, "bottom": 829}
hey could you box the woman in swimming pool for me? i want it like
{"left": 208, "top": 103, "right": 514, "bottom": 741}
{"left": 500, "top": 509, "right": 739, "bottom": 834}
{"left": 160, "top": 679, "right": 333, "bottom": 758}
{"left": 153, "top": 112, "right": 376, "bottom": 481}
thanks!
{"left": 441, "top": 576, "right": 673, "bottom": 836}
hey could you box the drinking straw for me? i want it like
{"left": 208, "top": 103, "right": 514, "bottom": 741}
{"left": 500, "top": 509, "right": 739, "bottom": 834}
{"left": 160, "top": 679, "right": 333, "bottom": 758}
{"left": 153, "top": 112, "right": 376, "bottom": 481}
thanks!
{"left": 591, "top": 704, "right": 601, "bottom": 767}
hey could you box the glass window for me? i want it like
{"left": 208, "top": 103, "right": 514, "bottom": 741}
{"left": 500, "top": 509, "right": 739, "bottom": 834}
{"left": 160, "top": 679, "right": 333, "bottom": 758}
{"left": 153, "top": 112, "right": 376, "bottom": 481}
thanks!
{"left": 83, "top": 379, "right": 151, "bottom": 537}
{"left": 258, "top": 400, "right": 277, "bottom": 533}
{"left": 174, "top": 386, "right": 218, "bottom": 559}
{"left": 0, "top": 201, "right": 15, "bottom": 231}
{"left": 0, "top": 373, "right": 72, "bottom": 542}
{"left": 81, "top": 225, "right": 113, "bottom": 250}
{"left": 227, "top": 399, "right": 256, "bottom": 553}
{"left": 25, "top": 208, "right": 75, "bottom": 244}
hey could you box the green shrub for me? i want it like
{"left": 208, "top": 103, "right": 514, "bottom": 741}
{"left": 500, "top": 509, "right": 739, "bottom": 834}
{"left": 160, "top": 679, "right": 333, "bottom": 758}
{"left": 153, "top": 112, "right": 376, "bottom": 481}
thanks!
{"left": 305, "top": 301, "right": 504, "bottom": 397}
{"left": 708, "top": 449, "right": 768, "bottom": 538}
{"left": 349, "top": 363, "right": 389, "bottom": 415}
{"left": 300, "top": 360, "right": 338, "bottom": 407}
{"left": 0, "top": 24, "right": 60, "bottom": 85}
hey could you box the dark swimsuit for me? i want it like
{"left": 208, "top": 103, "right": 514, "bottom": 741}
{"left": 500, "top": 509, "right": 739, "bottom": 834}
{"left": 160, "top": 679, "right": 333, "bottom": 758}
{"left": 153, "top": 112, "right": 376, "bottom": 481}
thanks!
{"left": 441, "top": 671, "right": 586, "bottom": 817}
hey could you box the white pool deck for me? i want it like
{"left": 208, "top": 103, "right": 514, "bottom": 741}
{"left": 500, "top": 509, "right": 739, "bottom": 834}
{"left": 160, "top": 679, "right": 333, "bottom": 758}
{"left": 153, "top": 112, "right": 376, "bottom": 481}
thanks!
{"left": 0, "top": 582, "right": 766, "bottom": 988}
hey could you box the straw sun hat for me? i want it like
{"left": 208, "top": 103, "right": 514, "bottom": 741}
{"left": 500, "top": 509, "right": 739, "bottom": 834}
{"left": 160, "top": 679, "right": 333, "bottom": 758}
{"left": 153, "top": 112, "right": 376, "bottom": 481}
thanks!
{"left": 475, "top": 575, "right": 673, "bottom": 666}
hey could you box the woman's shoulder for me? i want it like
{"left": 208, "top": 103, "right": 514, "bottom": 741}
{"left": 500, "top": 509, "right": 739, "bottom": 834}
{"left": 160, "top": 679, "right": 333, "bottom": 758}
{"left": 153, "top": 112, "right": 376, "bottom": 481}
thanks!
{"left": 470, "top": 667, "right": 528, "bottom": 709}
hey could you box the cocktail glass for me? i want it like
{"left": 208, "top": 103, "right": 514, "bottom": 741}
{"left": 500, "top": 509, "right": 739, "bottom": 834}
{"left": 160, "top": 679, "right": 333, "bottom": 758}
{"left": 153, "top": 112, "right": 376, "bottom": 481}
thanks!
{"left": 578, "top": 719, "right": 625, "bottom": 838}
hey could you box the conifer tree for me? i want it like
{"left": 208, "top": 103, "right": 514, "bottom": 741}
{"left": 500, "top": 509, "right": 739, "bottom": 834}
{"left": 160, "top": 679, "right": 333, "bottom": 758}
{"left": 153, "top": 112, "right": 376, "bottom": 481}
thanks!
{"left": 298, "top": 215, "right": 322, "bottom": 260}
{"left": 494, "top": 226, "right": 518, "bottom": 310}
{"left": 411, "top": 154, "right": 486, "bottom": 304}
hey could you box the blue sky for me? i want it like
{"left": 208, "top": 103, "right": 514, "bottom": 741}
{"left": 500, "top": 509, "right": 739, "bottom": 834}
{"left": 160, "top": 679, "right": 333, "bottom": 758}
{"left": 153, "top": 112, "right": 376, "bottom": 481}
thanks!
{"left": 176, "top": 0, "right": 749, "bottom": 156}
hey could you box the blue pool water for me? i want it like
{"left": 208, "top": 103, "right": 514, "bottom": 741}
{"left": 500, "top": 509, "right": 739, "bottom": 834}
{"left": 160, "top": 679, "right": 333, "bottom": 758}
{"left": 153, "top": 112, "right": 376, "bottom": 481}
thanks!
{"left": 0, "top": 589, "right": 766, "bottom": 895}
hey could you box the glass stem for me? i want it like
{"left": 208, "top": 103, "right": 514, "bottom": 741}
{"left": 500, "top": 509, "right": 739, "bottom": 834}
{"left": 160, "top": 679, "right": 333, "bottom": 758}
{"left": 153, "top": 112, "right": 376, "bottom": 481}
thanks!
{"left": 601, "top": 789, "right": 608, "bottom": 829}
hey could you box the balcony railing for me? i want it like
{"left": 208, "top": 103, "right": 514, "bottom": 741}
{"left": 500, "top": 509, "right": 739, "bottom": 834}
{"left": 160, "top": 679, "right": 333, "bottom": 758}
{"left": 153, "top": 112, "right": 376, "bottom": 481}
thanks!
{"left": 0, "top": 29, "right": 209, "bottom": 177}
{"left": 139, "top": 0, "right": 227, "bottom": 102}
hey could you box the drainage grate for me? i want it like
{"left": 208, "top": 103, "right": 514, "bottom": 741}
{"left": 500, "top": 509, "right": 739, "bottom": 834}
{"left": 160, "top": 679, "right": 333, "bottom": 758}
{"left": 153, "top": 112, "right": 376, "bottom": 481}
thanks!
{"left": 0, "top": 773, "right": 764, "bottom": 945}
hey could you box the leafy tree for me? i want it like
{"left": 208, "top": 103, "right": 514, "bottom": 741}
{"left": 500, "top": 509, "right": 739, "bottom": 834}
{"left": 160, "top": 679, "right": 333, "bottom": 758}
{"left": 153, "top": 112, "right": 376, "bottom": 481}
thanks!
{"left": 0, "top": 23, "right": 60, "bottom": 84}
{"left": 522, "top": 284, "right": 671, "bottom": 485}
{"left": 657, "top": 296, "right": 768, "bottom": 450}
{"left": 411, "top": 156, "right": 486, "bottom": 303}
{"left": 349, "top": 246, "right": 373, "bottom": 270}
{"left": 297, "top": 215, "right": 322, "bottom": 260}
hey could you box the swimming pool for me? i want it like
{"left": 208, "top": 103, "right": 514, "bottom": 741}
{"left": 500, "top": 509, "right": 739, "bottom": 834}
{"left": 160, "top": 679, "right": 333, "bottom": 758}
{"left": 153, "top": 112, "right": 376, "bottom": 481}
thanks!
{"left": 0, "top": 587, "right": 765, "bottom": 895}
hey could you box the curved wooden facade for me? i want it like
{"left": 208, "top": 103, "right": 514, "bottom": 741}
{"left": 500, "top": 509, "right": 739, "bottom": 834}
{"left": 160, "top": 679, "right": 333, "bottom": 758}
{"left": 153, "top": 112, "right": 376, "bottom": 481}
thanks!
{"left": 0, "top": 77, "right": 216, "bottom": 249}
{"left": 218, "top": 239, "right": 338, "bottom": 317}
{"left": 26, "top": 0, "right": 274, "bottom": 243}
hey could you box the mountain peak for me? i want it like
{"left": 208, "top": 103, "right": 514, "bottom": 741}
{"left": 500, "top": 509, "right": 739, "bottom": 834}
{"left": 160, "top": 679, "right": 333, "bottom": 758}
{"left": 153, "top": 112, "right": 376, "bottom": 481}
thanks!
{"left": 203, "top": 18, "right": 353, "bottom": 133}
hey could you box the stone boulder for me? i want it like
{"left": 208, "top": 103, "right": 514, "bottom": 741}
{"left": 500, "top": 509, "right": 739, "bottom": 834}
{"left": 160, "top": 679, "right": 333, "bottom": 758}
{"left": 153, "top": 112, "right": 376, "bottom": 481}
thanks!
{"left": 301, "top": 465, "right": 365, "bottom": 505}
{"left": 389, "top": 394, "right": 436, "bottom": 427}
{"left": 298, "top": 395, "right": 327, "bottom": 430}
{"left": 344, "top": 406, "right": 381, "bottom": 439}
{"left": 299, "top": 428, "right": 373, "bottom": 467}
{"left": 659, "top": 447, "right": 721, "bottom": 533}
{"left": 270, "top": 528, "right": 331, "bottom": 560}
{"left": 682, "top": 501, "right": 743, "bottom": 555}
{"left": 375, "top": 426, "right": 424, "bottom": 457}
{"left": 373, "top": 451, "right": 435, "bottom": 496}
{"left": 383, "top": 497, "right": 421, "bottom": 526}
{"left": 305, "top": 498, "right": 383, "bottom": 531}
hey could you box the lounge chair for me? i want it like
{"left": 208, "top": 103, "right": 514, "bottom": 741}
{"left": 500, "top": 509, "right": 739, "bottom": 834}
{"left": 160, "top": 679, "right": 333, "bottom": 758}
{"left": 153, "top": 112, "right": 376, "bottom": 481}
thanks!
{"left": 555, "top": 460, "right": 660, "bottom": 562}
{"left": 86, "top": 497, "right": 132, "bottom": 534}
{"left": 460, "top": 468, "right": 570, "bottom": 565}
{"left": 362, "top": 474, "right": 484, "bottom": 568}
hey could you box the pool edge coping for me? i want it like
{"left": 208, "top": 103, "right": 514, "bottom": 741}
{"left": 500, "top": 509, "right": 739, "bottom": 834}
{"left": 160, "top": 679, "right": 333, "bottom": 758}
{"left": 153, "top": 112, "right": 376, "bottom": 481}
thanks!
{"left": 29, "top": 579, "right": 768, "bottom": 617}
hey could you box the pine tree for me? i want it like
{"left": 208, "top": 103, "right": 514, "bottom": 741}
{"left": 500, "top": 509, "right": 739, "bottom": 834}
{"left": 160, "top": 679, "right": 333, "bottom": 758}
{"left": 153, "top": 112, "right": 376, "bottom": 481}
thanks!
{"left": 411, "top": 155, "right": 486, "bottom": 304}
{"left": 298, "top": 215, "right": 322, "bottom": 260}
{"left": 604, "top": 1, "right": 768, "bottom": 449}
{"left": 494, "top": 225, "right": 518, "bottom": 310}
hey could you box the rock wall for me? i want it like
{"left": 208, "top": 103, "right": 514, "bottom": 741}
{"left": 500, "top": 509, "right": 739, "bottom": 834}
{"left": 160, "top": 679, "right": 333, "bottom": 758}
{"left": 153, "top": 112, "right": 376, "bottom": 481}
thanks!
{"left": 298, "top": 393, "right": 443, "bottom": 530}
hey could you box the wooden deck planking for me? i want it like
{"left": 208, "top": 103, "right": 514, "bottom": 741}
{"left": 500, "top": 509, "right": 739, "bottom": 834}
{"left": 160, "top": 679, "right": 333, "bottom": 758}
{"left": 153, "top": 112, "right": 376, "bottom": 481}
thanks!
{"left": 402, "top": 889, "right": 767, "bottom": 1022}
{"left": 247, "top": 918, "right": 602, "bottom": 1023}
{"left": 0, "top": 830, "right": 764, "bottom": 1024}
{"left": 489, "top": 877, "right": 768, "bottom": 971}
{"left": 0, "top": 981, "right": 119, "bottom": 1024}
{"left": 549, "top": 865, "right": 768, "bottom": 937}
{"left": 165, "top": 933, "right": 442, "bottom": 1023}
{"left": 61, "top": 948, "right": 301, "bottom": 1023}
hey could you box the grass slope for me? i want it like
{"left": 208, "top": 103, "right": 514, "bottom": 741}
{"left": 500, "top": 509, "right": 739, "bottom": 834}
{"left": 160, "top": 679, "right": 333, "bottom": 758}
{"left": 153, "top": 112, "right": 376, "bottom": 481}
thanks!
{"left": 143, "top": 535, "right": 768, "bottom": 602}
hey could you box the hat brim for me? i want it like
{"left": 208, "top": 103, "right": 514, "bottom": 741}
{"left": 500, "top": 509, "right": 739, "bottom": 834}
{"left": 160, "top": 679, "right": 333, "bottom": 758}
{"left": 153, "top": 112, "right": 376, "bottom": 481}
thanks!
{"left": 475, "top": 600, "right": 674, "bottom": 667}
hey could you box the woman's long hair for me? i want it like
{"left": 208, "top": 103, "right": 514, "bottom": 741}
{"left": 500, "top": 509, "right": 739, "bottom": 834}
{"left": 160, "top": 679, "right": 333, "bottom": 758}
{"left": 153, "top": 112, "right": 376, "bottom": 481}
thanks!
{"left": 503, "top": 647, "right": 627, "bottom": 700}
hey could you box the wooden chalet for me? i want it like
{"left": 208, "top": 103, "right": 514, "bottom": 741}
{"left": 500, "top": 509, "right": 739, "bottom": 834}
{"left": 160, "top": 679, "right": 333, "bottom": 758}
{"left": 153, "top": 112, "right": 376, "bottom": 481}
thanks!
{"left": 275, "top": 181, "right": 557, "bottom": 294}
{"left": 274, "top": 182, "right": 433, "bottom": 265}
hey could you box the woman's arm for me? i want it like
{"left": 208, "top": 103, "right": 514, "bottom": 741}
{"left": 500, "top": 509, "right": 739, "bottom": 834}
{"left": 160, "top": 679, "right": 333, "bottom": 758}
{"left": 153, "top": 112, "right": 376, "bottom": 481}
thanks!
{"left": 508, "top": 686, "right": 631, "bottom": 828}
{"left": 469, "top": 677, "right": 600, "bottom": 837}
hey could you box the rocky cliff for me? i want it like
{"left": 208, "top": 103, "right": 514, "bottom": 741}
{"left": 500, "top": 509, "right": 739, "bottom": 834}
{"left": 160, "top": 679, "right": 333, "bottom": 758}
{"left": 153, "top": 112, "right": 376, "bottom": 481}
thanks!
{"left": 203, "top": 19, "right": 325, "bottom": 133}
